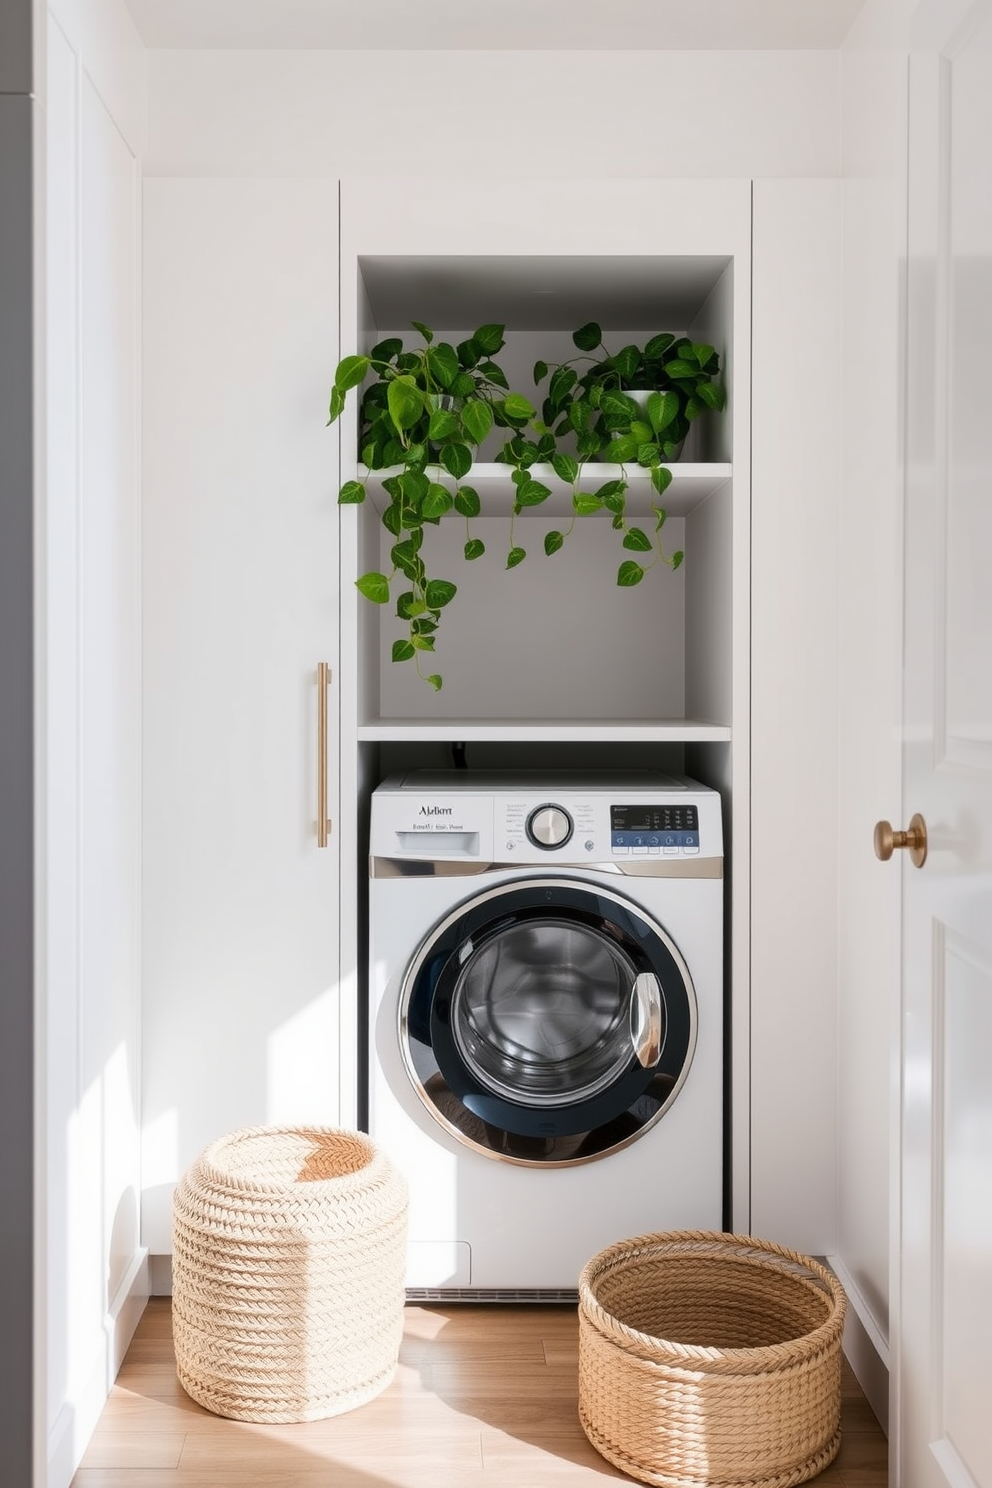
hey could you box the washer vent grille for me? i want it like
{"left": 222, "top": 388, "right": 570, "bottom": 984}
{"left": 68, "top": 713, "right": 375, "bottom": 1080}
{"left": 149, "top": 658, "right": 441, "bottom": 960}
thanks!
{"left": 405, "top": 1287, "right": 579, "bottom": 1305}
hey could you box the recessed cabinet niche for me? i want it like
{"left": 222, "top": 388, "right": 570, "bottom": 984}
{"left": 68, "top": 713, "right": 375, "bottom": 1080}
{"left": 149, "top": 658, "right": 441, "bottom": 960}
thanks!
{"left": 337, "top": 191, "right": 749, "bottom": 738}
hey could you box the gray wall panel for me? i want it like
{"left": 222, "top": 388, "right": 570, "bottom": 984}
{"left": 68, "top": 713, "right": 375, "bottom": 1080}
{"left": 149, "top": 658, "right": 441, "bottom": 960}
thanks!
{"left": 0, "top": 85, "right": 37, "bottom": 1488}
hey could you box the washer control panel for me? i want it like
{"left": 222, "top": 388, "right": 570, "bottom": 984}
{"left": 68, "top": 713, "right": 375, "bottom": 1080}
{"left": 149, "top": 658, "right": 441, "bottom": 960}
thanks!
{"left": 496, "top": 795, "right": 709, "bottom": 859}
{"left": 610, "top": 802, "right": 700, "bottom": 856}
{"left": 369, "top": 776, "right": 722, "bottom": 867}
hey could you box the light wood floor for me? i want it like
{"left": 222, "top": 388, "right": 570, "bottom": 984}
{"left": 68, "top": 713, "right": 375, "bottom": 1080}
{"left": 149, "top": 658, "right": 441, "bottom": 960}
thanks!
{"left": 72, "top": 1299, "right": 887, "bottom": 1487}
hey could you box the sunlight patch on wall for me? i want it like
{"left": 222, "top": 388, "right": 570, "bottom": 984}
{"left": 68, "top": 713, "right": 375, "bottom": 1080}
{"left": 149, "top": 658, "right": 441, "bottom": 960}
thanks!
{"left": 266, "top": 990, "right": 339, "bottom": 1125}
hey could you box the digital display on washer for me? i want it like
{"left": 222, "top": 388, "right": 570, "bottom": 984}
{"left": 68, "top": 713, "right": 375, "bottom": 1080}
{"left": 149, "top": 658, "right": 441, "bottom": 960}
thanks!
{"left": 611, "top": 804, "right": 698, "bottom": 834}
{"left": 610, "top": 803, "right": 699, "bottom": 850}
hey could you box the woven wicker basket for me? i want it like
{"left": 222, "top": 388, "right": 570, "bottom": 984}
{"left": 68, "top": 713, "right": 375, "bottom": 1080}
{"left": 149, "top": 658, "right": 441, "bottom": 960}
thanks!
{"left": 172, "top": 1125, "right": 408, "bottom": 1423}
{"left": 578, "top": 1231, "right": 847, "bottom": 1488}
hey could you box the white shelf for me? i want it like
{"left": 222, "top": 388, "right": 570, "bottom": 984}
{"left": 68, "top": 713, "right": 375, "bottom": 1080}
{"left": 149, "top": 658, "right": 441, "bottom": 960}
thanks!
{"left": 357, "top": 718, "right": 732, "bottom": 743}
{"left": 359, "top": 462, "right": 732, "bottom": 520}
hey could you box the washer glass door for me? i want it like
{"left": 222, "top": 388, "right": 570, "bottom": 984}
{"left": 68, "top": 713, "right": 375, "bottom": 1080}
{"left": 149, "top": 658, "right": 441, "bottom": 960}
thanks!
{"left": 400, "top": 878, "right": 697, "bottom": 1166}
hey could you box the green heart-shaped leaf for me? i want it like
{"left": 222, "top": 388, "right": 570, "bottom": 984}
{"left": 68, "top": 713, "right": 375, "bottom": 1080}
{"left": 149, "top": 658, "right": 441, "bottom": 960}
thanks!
{"left": 602, "top": 435, "right": 638, "bottom": 463}
{"left": 424, "top": 579, "right": 457, "bottom": 609}
{"left": 647, "top": 390, "right": 680, "bottom": 433}
{"left": 515, "top": 480, "right": 551, "bottom": 507}
{"left": 696, "top": 381, "right": 725, "bottom": 410}
{"left": 551, "top": 453, "right": 580, "bottom": 484}
{"left": 440, "top": 443, "right": 472, "bottom": 480}
{"left": 617, "top": 561, "right": 645, "bottom": 588}
{"left": 422, "top": 484, "right": 453, "bottom": 519}
{"left": 370, "top": 338, "right": 403, "bottom": 364}
{"left": 457, "top": 338, "right": 481, "bottom": 369}
{"left": 428, "top": 409, "right": 461, "bottom": 442}
{"left": 387, "top": 375, "right": 424, "bottom": 433}
{"left": 334, "top": 354, "right": 369, "bottom": 392}
{"left": 427, "top": 342, "right": 460, "bottom": 388}
{"left": 506, "top": 546, "right": 526, "bottom": 569}
{"left": 454, "top": 485, "right": 481, "bottom": 518}
{"left": 613, "top": 345, "right": 640, "bottom": 382}
{"left": 356, "top": 572, "right": 390, "bottom": 604}
{"left": 574, "top": 493, "right": 604, "bottom": 515}
{"left": 502, "top": 392, "right": 536, "bottom": 423}
{"left": 573, "top": 322, "right": 602, "bottom": 351}
{"left": 623, "top": 527, "right": 652, "bottom": 552}
{"left": 545, "top": 530, "right": 565, "bottom": 556}
{"left": 460, "top": 398, "right": 494, "bottom": 445}
{"left": 473, "top": 323, "right": 505, "bottom": 354}
{"left": 396, "top": 591, "right": 426, "bottom": 619}
{"left": 644, "top": 332, "right": 675, "bottom": 359}
{"left": 479, "top": 360, "right": 508, "bottom": 390}
{"left": 391, "top": 639, "right": 415, "bottom": 662}
{"left": 549, "top": 366, "right": 578, "bottom": 405}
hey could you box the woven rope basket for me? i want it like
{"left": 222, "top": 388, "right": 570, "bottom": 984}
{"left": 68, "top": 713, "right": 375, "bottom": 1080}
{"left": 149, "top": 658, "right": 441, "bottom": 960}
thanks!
{"left": 172, "top": 1126, "right": 408, "bottom": 1423}
{"left": 578, "top": 1231, "right": 847, "bottom": 1488}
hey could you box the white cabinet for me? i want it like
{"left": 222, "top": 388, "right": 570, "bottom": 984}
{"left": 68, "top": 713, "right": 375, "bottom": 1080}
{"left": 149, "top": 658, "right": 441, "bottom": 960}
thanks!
{"left": 138, "top": 173, "right": 846, "bottom": 1264}
{"left": 336, "top": 178, "right": 753, "bottom": 1221}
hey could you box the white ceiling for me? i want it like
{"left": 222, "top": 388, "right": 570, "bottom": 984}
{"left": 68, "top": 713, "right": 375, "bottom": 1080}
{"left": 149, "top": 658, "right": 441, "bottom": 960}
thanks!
{"left": 122, "top": 0, "right": 867, "bottom": 51}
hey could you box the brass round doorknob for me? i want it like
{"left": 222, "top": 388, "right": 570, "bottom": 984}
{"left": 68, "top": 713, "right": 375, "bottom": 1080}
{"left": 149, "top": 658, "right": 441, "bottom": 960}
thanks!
{"left": 874, "top": 813, "right": 928, "bottom": 868}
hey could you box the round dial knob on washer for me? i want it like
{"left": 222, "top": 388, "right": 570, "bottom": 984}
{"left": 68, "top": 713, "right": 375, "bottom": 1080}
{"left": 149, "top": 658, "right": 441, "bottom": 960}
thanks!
{"left": 526, "top": 804, "right": 573, "bottom": 849}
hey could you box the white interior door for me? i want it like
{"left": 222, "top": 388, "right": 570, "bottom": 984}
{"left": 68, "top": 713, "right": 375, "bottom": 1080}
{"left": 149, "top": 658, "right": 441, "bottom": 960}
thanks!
{"left": 897, "top": 2, "right": 992, "bottom": 1484}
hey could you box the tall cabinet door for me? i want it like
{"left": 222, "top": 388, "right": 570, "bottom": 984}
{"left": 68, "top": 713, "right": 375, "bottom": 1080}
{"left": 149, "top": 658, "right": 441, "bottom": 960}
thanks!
{"left": 141, "top": 180, "right": 341, "bottom": 1256}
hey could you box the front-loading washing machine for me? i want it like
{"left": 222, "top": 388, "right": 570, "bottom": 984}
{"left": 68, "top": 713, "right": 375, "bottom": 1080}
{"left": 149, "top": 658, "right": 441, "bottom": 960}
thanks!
{"left": 367, "top": 770, "right": 724, "bottom": 1296}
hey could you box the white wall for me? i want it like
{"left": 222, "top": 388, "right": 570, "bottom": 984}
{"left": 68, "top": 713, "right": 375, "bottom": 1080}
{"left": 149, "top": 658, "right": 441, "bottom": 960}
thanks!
{"left": 831, "top": 0, "right": 909, "bottom": 1430}
{"left": 43, "top": 0, "right": 147, "bottom": 1481}
{"left": 143, "top": 48, "right": 841, "bottom": 178}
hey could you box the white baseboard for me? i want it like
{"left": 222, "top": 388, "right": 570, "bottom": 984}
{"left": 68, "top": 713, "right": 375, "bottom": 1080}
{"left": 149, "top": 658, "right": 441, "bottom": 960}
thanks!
{"left": 107, "top": 1245, "right": 150, "bottom": 1375}
{"left": 826, "top": 1251, "right": 889, "bottom": 1435}
{"left": 46, "top": 1247, "right": 149, "bottom": 1488}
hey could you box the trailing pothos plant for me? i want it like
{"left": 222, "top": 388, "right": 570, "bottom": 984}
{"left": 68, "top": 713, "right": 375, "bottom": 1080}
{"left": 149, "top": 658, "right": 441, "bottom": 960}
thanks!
{"left": 327, "top": 321, "right": 546, "bottom": 690}
{"left": 529, "top": 322, "right": 726, "bottom": 587}
{"left": 328, "top": 319, "right": 726, "bottom": 689}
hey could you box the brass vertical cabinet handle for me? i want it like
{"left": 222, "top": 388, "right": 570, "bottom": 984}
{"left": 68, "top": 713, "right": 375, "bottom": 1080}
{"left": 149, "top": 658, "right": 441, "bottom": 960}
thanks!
{"left": 873, "top": 813, "right": 927, "bottom": 868}
{"left": 317, "top": 662, "right": 332, "bottom": 847}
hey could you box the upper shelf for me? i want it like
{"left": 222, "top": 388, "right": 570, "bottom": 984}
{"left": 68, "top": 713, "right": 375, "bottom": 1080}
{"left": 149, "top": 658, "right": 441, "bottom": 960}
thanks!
{"left": 357, "top": 718, "right": 733, "bottom": 743}
{"left": 358, "top": 462, "right": 733, "bottom": 520}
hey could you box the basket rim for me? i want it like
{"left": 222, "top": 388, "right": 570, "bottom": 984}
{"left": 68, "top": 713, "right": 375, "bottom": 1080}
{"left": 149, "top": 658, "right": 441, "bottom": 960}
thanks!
{"left": 194, "top": 1124, "right": 382, "bottom": 1195}
{"left": 578, "top": 1229, "right": 847, "bottom": 1367}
